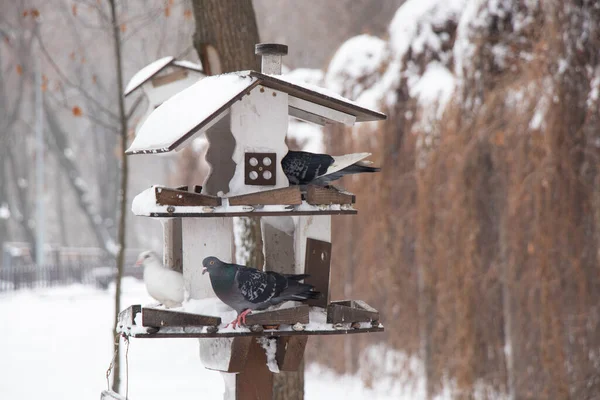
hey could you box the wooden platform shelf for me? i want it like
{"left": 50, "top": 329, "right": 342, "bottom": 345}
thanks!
{"left": 118, "top": 304, "right": 383, "bottom": 339}
{"left": 133, "top": 185, "right": 357, "bottom": 218}
{"left": 146, "top": 209, "right": 357, "bottom": 218}
{"left": 327, "top": 300, "right": 380, "bottom": 324}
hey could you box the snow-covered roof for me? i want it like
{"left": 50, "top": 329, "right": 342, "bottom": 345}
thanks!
{"left": 126, "top": 70, "right": 386, "bottom": 155}
{"left": 124, "top": 57, "right": 205, "bottom": 97}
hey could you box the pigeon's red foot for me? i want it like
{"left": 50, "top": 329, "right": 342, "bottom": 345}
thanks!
{"left": 239, "top": 309, "right": 252, "bottom": 325}
{"left": 225, "top": 310, "right": 253, "bottom": 329}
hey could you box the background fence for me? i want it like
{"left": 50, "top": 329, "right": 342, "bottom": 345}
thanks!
{"left": 0, "top": 244, "right": 145, "bottom": 292}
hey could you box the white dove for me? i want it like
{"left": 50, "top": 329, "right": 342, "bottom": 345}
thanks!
{"left": 136, "top": 251, "right": 184, "bottom": 308}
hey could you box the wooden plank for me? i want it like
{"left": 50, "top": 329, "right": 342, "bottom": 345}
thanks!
{"left": 244, "top": 305, "right": 309, "bottom": 326}
{"left": 147, "top": 209, "right": 357, "bottom": 218}
{"left": 228, "top": 187, "right": 302, "bottom": 206}
{"left": 304, "top": 239, "right": 331, "bottom": 307}
{"left": 141, "top": 307, "right": 221, "bottom": 327}
{"left": 236, "top": 338, "right": 274, "bottom": 400}
{"left": 151, "top": 68, "right": 189, "bottom": 87}
{"left": 155, "top": 186, "right": 221, "bottom": 207}
{"left": 276, "top": 336, "right": 308, "bottom": 371}
{"left": 129, "top": 325, "right": 384, "bottom": 339}
{"left": 100, "top": 390, "right": 128, "bottom": 400}
{"left": 305, "top": 185, "right": 355, "bottom": 205}
{"left": 326, "top": 300, "right": 380, "bottom": 324}
{"left": 118, "top": 304, "right": 141, "bottom": 330}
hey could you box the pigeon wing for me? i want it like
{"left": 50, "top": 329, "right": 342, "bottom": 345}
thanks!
{"left": 236, "top": 267, "right": 279, "bottom": 304}
{"left": 282, "top": 151, "right": 334, "bottom": 185}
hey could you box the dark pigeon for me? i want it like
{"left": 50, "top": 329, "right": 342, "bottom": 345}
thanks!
{"left": 202, "top": 256, "right": 319, "bottom": 328}
{"left": 282, "top": 150, "right": 380, "bottom": 187}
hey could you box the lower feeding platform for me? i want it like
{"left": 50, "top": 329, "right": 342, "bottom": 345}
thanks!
{"left": 118, "top": 302, "right": 384, "bottom": 339}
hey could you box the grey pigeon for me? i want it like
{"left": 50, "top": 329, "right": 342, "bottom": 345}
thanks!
{"left": 202, "top": 256, "right": 320, "bottom": 328}
{"left": 136, "top": 251, "right": 184, "bottom": 308}
{"left": 282, "top": 150, "right": 380, "bottom": 187}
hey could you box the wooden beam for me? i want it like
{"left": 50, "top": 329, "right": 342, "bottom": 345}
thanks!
{"left": 155, "top": 186, "right": 221, "bottom": 207}
{"left": 228, "top": 186, "right": 302, "bottom": 206}
{"left": 305, "top": 185, "right": 355, "bottom": 205}
{"left": 244, "top": 305, "right": 309, "bottom": 326}
{"left": 141, "top": 307, "right": 221, "bottom": 328}
{"left": 276, "top": 336, "right": 308, "bottom": 371}
{"left": 326, "top": 300, "right": 380, "bottom": 324}
{"left": 304, "top": 238, "right": 332, "bottom": 307}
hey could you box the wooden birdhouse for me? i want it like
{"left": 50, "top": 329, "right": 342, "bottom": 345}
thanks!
{"left": 116, "top": 43, "right": 386, "bottom": 400}
{"left": 124, "top": 57, "right": 205, "bottom": 133}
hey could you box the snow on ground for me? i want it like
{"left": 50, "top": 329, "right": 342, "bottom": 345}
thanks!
{"left": 0, "top": 280, "right": 405, "bottom": 400}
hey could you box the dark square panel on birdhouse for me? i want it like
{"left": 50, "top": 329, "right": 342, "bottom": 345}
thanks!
{"left": 304, "top": 238, "right": 332, "bottom": 308}
{"left": 245, "top": 152, "right": 276, "bottom": 186}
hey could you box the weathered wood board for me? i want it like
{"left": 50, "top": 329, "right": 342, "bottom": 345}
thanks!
{"left": 228, "top": 186, "right": 302, "bottom": 206}
{"left": 326, "top": 300, "right": 380, "bottom": 324}
{"left": 141, "top": 307, "right": 221, "bottom": 328}
{"left": 244, "top": 305, "right": 309, "bottom": 326}
{"left": 305, "top": 185, "right": 355, "bottom": 205}
{"left": 155, "top": 186, "right": 221, "bottom": 207}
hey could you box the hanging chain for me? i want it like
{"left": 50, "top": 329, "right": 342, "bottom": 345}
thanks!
{"left": 105, "top": 333, "right": 120, "bottom": 391}
{"left": 105, "top": 333, "right": 130, "bottom": 398}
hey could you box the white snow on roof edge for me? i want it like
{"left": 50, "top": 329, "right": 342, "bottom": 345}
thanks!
{"left": 126, "top": 72, "right": 256, "bottom": 153}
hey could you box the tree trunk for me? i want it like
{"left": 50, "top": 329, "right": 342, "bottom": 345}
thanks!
{"left": 191, "top": 2, "right": 303, "bottom": 399}
{"left": 108, "top": 0, "right": 129, "bottom": 393}
{"left": 191, "top": 0, "right": 260, "bottom": 75}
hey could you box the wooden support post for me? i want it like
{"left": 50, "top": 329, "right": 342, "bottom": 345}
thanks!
{"left": 222, "top": 338, "right": 274, "bottom": 400}
{"left": 162, "top": 218, "right": 182, "bottom": 273}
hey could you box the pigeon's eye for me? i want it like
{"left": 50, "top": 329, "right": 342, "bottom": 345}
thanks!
{"left": 209, "top": 260, "right": 214, "bottom": 265}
